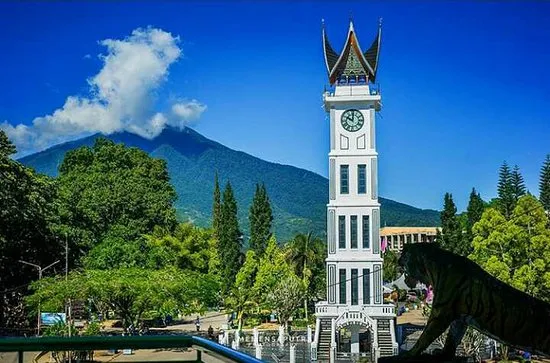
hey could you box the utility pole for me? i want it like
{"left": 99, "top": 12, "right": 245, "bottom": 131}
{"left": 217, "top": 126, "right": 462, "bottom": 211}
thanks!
{"left": 19, "top": 259, "right": 60, "bottom": 335}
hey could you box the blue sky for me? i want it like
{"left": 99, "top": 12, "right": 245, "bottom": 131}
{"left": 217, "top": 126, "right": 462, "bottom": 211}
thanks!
{"left": 1, "top": 1, "right": 549, "bottom": 211}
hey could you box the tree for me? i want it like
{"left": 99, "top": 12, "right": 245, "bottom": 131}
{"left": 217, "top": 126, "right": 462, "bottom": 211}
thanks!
{"left": 145, "top": 223, "right": 214, "bottom": 273}
{"left": 439, "top": 193, "right": 463, "bottom": 255}
{"left": 212, "top": 172, "right": 222, "bottom": 235}
{"left": 540, "top": 155, "right": 550, "bottom": 211}
{"left": 249, "top": 183, "right": 273, "bottom": 256}
{"left": 463, "top": 188, "right": 485, "bottom": 254}
{"left": 497, "top": 161, "right": 515, "bottom": 219}
{"left": 83, "top": 229, "right": 160, "bottom": 270}
{"left": 267, "top": 273, "right": 305, "bottom": 330}
{"left": 0, "top": 130, "right": 16, "bottom": 156}
{"left": 209, "top": 173, "right": 222, "bottom": 276}
{"left": 254, "top": 236, "right": 292, "bottom": 309}
{"left": 383, "top": 249, "right": 399, "bottom": 283}
{"left": 285, "top": 232, "right": 325, "bottom": 321}
{"left": 27, "top": 268, "right": 219, "bottom": 332}
{"left": 469, "top": 195, "right": 550, "bottom": 302}
{"left": 218, "top": 182, "right": 243, "bottom": 294}
{"left": 510, "top": 165, "right": 526, "bottom": 202}
{"left": 57, "top": 138, "right": 178, "bottom": 263}
{"left": 225, "top": 250, "right": 258, "bottom": 330}
{"left": 0, "top": 130, "right": 60, "bottom": 328}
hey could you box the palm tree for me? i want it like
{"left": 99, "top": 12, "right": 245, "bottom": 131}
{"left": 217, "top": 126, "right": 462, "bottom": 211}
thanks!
{"left": 285, "top": 232, "right": 317, "bottom": 321}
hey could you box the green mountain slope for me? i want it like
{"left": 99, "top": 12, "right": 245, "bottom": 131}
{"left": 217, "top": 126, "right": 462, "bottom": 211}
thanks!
{"left": 19, "top": 127, "right": 440, "bottom": 242}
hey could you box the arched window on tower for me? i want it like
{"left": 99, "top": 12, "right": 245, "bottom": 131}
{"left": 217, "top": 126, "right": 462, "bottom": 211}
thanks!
{"left": 338, "top": 75, "right": 348, "bottom": 85}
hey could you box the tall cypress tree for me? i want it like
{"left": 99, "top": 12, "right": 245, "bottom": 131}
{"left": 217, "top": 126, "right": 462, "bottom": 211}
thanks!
{"left": 219, "top": 182, "right": 243, "bottom": 294}
{"left": 249, "top": 183, "right": 273, "bottom": 256}
{"left": 539, "top": 155, "right": 550, "bottom": 211}
{"left": 497, "top": 161, "right": 515, "bottom": 219}
{"left": 464, "top": 188, "right": 485, "bottom": 254}
{"left": 439, "top": 193, "right": 462, "bottom": 255}
{"left": 212, "top": 172, "right": 222, "bottom": 236}
{"left": 511, "top": 165, "right": 526, "bottom": 202}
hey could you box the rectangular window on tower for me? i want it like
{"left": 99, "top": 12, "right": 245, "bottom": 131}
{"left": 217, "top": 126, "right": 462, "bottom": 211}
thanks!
{"left": 351, "top": 269, "right": 358, "bottom": 305}
{"left": 339, "top": 269, "right": 346, "bottom": 304}
{"left": 362, "top": 215, "right": 370, "bottom": 248}
{"left": 340, "top": 165, "right": 349, "bottom": 194}
{"left": 363, "top": 269, "right": 371, "bottom": 304}
{"left": 350, "top": 216, "right": 358, "bottom": 248}
{"left": 339, "top": 216, "right": 346, "bottom": 249}
{"left": 358, "top": 164, "right": 366, "bottom": 194}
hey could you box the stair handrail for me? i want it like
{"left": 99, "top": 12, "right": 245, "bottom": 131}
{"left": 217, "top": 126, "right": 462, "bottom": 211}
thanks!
{"left": 311, "top": 318, "right": 321, "bottom": 360}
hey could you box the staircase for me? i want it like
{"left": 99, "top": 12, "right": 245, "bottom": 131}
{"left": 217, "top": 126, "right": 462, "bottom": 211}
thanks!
{"left": 377, "top": 319, "right": 396, "bottom": 357}
{"left": 317, "top": 318, "right": 332, "bottom": 362}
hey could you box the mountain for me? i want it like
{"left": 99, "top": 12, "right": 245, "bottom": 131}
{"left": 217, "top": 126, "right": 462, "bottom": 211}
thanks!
{"left": 19, "top": 127, "right": 440, "bottom": 242}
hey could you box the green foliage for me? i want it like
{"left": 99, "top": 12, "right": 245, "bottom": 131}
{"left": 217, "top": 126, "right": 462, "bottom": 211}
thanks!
{"left": 0, "top": 130, "right": 16, "bottom": 157}
{"left": 285, "top": 233, "right": 326, "bottom": 300}
{"left": 56, "top": 137, "right": 178, "bottom": 263}
{"left": 212, "top": 172, "right": 221, "bottom": 234}
{"left": 254, "top": 236, "right": 293, "bottom": 308}
{"left": 218, "top": 182, "right": 243, "bottom": 294}
{"left": 146, "top": 223, "right": 214, "bottom": 273}
{"left": 42, "top": 321, "right": 75, "bottom": 337}
{"left": 267, "top": 273, "right": 305, "bottom": 328}
{"left": 249, "top": 183, "right": 273, "bottom": 256}
{"left": 511, "top": 165, "right": 527, "bottom": 202}
{"left": 20, "top": 129, "right": 441, "bottom": 242}
{"left": 469, "top": 195, "right": 550, "bottom": 302}
{"left": 82, "top": 320, "right": 101, "bottom": 336}
{"left": 463, "top": 188, "right": 485, "bottom": 255}
{"left": 540, "top": 154, "right": 550, "bottom": 211}
{"left": 497, "top": 161, "right": 515, "bottom": 219}
{"left": 83, "top": 229, "right": 156, "bottom": 270}
{"left": 27, "top": 268, "right": 219, "bottom": 331}
{"left": 383, "top": 249, "right": 399, "bottom": 282}
{"left": 439, "top": 193, "right": 465, "bottom": 255}
{"left": 0, "top": 130, "right": 60, "bottom": 327}
{"left": 226, "top": 250, "right": 258, "bottom": 330}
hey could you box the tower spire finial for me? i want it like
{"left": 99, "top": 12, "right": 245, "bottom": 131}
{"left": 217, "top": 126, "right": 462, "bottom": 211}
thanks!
{"left": 378, "top": 17, "right": 383, "bottom": 28}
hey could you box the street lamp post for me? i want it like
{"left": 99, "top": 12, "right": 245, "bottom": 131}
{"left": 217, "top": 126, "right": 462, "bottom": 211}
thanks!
{"left": 19, "top": 259, "right": 60, "bottom": 335}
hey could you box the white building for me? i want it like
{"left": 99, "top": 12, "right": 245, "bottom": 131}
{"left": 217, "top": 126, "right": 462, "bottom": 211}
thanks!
{"left": 381, "top": 227, "right": 439, "bottom": 252}
{"left": 313, "top": 19, "right": 398, "bottom": 362}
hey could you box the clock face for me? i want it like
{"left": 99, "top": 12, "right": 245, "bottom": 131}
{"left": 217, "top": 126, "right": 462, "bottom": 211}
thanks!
{"left": 340, "top": 109, "right": 364, "bottom": 132}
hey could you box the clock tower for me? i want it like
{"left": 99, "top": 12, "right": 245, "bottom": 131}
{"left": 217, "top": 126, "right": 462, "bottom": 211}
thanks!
{"left": 313, "top": 19, "right": 398, "bottom": 362}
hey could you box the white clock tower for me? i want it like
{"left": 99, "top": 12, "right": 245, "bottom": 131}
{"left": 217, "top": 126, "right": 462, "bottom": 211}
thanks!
{"left": 313, "top": 19, "right": 398, "bottom": 362}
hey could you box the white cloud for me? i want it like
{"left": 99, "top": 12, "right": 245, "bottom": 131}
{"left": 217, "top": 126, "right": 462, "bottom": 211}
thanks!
{"left": 170, "top": 100, "right": 207, "bottom": 128}
{"left": 1, "top": 27, "right": 206, "bottom": 156}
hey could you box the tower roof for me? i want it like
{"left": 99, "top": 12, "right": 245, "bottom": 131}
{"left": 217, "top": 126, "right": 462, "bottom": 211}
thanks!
{"left": 322, "top": 19, "right": 381, "bottom": 85}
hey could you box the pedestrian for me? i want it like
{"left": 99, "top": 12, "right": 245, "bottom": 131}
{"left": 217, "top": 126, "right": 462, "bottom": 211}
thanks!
{"left": 195, "top": 316, "right": 201, "bottom": 332}
{"left": 208, "top": 325, "right": 214, "bottom": 339}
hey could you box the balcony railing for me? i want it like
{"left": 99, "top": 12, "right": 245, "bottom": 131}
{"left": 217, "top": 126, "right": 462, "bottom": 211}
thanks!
{"left": 315, "top": 302, "right": 395, "bottom": 317}
{"left": 0, "top": 335, "right": 263, "bottom": 363}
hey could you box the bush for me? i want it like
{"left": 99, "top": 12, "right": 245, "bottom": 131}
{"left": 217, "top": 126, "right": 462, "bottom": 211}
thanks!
{"left": 291, "top": 319, "right": 309, "bottom": 328}
{"left": 243, "top": 317, "right": 261, "bottom": 328}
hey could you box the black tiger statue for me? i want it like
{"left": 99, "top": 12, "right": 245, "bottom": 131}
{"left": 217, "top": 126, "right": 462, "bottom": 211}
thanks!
{"left": 389, "top": 243, "right": 550, "bottom": 361}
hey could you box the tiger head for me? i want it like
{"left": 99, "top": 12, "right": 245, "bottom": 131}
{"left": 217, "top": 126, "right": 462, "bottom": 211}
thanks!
{"left": 398, "top": 243, "right": 435, "bottom": 287}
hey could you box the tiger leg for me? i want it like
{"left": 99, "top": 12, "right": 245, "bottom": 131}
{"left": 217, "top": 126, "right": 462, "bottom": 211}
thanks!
{"left": 440, "top": 319, "right": 467, "bottom": 358}
{"left": 402, "top": 310, "right": 454, "bottom": 357}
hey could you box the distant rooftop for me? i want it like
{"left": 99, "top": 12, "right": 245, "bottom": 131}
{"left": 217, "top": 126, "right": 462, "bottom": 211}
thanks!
{"left": 381, "top": 227, "right": 439, "bottom": 235}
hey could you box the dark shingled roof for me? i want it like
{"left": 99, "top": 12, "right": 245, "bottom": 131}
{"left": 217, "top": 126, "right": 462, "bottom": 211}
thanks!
{"left": 322, "top": 20, "right": 382, "bottom": 85}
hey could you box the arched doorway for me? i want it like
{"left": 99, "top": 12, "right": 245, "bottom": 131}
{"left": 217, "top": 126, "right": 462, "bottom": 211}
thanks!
{"left": 337, "top": 322, "right": 374, "bottom": 355}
